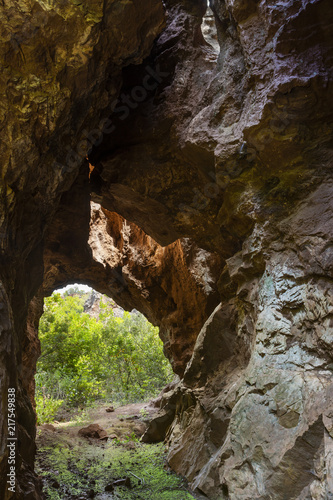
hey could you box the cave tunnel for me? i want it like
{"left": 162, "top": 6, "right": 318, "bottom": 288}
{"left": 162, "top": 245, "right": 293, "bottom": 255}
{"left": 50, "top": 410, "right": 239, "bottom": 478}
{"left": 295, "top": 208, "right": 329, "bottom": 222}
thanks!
{"left": 1, "top": 0, "right": 333, "bottom": 498}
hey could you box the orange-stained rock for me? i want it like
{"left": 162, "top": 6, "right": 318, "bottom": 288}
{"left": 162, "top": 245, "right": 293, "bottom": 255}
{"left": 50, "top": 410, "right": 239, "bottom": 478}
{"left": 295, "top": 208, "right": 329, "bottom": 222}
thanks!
{"left": 40, "top": 176, "right": 221, "bottom": 376}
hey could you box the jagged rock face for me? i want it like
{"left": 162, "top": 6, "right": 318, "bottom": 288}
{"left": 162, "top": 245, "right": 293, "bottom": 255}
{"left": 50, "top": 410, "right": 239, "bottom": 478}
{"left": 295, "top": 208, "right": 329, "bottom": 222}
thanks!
{"left": 163, "top": 183, "right": 333, "bottom": 499}
{"left": 90, "top": 0, "right": 333, "bottom": 256}
{"left": 88, "top": 205, "right": 221, "bottom": 374}
{"left": 0, "top": 0, "right": 333, "bottom": 498}
{"left": 83, "top": 291, "right": 124, "bottom": 319}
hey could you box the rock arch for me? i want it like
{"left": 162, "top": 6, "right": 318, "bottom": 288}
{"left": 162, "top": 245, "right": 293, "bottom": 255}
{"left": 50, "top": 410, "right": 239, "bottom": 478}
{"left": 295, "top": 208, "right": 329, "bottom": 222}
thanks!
{"left": 1, "top": 0, "right": 333, "bottom": 498}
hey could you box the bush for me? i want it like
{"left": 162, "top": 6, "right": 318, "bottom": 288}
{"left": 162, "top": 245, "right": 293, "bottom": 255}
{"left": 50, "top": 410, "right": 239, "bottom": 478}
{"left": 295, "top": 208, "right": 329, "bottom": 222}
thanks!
{"left": 36, "top": 394, "right": 64, "bottom": 425}
{"left": 36, "top": 293, "right": 173, "bottom": 419}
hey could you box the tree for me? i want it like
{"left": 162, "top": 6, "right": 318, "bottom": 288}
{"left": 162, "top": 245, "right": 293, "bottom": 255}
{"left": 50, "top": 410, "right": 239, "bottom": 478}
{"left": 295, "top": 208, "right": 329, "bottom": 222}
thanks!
{"left": 36, "top": 292, "right": 173, "bottom": 420}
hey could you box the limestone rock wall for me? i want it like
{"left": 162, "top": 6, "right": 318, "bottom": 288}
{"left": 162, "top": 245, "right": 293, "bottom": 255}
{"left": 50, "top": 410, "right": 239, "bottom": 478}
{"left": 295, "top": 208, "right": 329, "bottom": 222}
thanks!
{"left": 0, "top": 0, "right": 333, "bottom": 498}
{"left": 162, "top": 182, "right": 333, "bottom": 498}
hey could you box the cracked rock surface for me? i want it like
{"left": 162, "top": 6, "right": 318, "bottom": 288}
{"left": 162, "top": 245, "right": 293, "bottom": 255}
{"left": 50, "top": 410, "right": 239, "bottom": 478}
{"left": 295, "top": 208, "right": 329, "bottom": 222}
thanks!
{"left": 0, "top": 0, "right": 333, "bottom": 498}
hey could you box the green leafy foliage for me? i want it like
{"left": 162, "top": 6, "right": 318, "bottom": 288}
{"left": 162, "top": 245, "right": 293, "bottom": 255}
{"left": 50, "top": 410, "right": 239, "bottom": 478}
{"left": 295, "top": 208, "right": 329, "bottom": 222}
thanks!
{"left": 99, "top": 306, "right": 173, "bottom": 403}
{"left": 36, "top": 293, "right": 173, "bottom": 417}
{"left": 35, "top": 394, "right": 64, "bottom": 425}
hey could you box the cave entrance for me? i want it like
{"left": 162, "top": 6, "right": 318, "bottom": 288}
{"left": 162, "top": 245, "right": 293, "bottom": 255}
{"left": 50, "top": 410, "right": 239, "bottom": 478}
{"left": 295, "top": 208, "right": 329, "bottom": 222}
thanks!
{"left": 35, "top": 283, "right": 173, "bottom": 423}
{"left": 34, "top": 283, "right": 193, "bottom": 498}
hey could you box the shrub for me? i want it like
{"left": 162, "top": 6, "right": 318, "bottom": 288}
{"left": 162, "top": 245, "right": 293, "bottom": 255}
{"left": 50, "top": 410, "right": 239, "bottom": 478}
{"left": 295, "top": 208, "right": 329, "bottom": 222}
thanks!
{"left": 35, "top": 292, "right": 173, "bottom": 419}
{"left": 36, "top": 394, "right": 64, "bottom": 425}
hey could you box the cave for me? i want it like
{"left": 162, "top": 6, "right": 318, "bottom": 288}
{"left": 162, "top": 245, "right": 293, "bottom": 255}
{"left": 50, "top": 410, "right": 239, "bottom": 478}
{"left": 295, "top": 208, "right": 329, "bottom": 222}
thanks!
{"left": 1, "top": 0, "right": 333, "bottom": 498}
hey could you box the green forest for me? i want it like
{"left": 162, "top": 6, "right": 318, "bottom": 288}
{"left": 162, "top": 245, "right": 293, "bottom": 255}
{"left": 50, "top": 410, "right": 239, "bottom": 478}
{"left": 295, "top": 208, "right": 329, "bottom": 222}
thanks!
{"left": 36, "top": 291, "right": 173, "bottom": 424}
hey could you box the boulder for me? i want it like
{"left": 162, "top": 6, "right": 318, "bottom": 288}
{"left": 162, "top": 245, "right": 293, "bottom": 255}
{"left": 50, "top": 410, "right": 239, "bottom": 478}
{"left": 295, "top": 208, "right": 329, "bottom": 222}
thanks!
{"left": 78, "top": 424, "right": 108, "bottom": 441}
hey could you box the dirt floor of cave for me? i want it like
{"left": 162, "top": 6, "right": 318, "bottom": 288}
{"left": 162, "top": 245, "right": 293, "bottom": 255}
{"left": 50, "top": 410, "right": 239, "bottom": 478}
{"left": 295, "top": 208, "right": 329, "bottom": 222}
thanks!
{"left": 36, "top": 401, "right": 197, "bottom": 500}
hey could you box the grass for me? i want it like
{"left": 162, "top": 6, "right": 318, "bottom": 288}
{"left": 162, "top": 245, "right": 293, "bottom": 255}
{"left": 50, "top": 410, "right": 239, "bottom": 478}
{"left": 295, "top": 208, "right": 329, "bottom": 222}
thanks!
{"left": 36, "top": 431, "right": 196, "bottom": 499}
